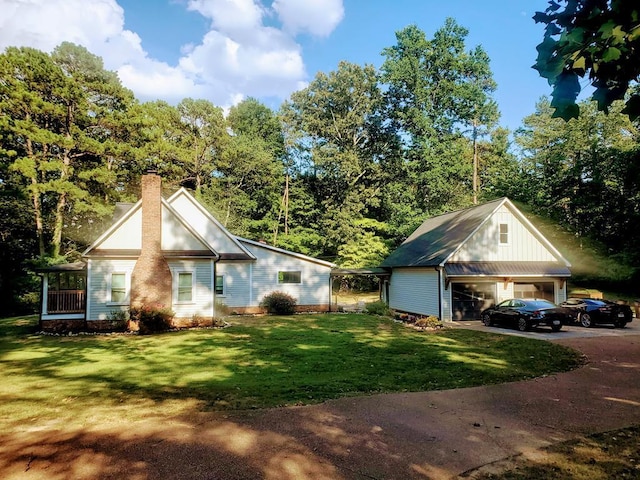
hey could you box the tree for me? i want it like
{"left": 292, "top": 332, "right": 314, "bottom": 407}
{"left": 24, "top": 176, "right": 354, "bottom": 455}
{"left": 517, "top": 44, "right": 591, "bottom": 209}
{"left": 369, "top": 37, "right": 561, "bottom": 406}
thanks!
{"left": 281, "top": 61, "right": 391, "bottom": 254}
{"left": 380, "top": 19, "right": 499, "bottom": 211}
{"left": 534, "top": 0, "right": 640, "bottom": 120}
{"left": 0, "top": 44, "right": 135, "bottom": 258}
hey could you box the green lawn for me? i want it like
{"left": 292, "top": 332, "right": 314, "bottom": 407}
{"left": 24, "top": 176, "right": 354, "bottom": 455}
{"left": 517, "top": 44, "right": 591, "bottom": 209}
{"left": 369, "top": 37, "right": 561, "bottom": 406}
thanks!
{"left": 0, "top": 314, "right": 582, "bottom": 430}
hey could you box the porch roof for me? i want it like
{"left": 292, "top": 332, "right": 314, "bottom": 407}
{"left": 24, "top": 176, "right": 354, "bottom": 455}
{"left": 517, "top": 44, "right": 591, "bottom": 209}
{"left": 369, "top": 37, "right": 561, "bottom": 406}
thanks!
{"left": 444, "top": 261, "right": 571, "bottom": 277}
{"left": 35, "top": 262, "right": 86, "bottom": 273}
{"left": 330, "top": 267, "right": 390, "bottom": 277}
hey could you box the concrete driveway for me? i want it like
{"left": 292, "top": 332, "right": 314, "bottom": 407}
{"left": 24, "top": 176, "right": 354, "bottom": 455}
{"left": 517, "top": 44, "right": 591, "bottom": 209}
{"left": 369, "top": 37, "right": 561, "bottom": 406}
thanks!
{"left": 451, "top": 318, "right": 640, "bottom": 341}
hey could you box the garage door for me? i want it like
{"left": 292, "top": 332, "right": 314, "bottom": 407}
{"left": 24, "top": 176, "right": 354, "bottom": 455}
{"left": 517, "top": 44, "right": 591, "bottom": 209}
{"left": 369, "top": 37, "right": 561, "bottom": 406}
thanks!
{"left": 452, "top": 283, "right": 496, "bottom": 321}
{"left": 514, "top": 282, "right": 554, "bottom": 301}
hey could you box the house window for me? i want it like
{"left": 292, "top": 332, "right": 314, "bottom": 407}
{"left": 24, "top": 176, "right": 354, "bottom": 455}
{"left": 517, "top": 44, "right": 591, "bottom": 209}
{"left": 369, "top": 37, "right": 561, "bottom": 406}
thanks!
{"left": 215, "top": 275, "right": 224, "bottom": 295}
{"left": 111, "top": 273, "right": 127, "bottom": 303}
{"left": 499, "top": 223, "right": 509, "bottom": 244}
{"left": 278, "top": 271, "right": 301, "bottom": 284}
{"left": 177, "top": 272, "right": 193, "bottom": 302}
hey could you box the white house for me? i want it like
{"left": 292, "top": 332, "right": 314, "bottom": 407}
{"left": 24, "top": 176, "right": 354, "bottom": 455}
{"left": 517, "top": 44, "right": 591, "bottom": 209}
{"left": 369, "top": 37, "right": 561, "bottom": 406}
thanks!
{"left": 380, "top": 198, "right": 571, "bottom": 321}
{"left": 38, "top": 172, "right": 335, "bottom": 331}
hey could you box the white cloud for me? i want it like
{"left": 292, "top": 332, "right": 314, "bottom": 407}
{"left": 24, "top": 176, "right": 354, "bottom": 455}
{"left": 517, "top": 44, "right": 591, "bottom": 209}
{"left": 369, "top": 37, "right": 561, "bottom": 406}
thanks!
{"left": 0, "top": 0, "right": 344, "bottom": 107}
{"left": 273, "top": 0, "right": 344, "bottom": 37}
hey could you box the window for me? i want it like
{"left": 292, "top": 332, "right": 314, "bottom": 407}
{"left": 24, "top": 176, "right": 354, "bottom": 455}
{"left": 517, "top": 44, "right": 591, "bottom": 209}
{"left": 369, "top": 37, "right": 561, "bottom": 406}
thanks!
{"left": 215, "top": 275, "right": 224, "bottom": 295}
{"left": 499, "top": 223, "right": 509, "bottom": 244}
{"left": 278, "top": 271, "right": 301, "bottom": 284}
{"left": 178, "top": 272, "right": 193, "bottom": 302}
{"left": 111, "top": 273, "right": 127, "bottom": 303}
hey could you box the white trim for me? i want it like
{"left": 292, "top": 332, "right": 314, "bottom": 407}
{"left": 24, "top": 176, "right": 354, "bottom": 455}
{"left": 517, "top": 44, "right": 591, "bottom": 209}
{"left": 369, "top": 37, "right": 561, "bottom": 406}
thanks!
{"left": 214, "top": 274, "right": 226, "bottom": 297}
{"left": 174, "top": 270, "right": 195, "bottom": 304}
{"left": 238, "top": 237, "right": 335, "bottom": 268}
{"left": 277, "top": 270, "right": 302, "bottom": 284}
{"left": 249, "top": 262, "right": 253, "bottom": 306}
{"left": 41, "top": 313, "right": 85, "bottom": 321}
{"left": 86, "top": 260, "right": 92, "bottom": 319}
{"left": 167, "top": 188, "right": 256, "bottom": 259}
{"left": 42, "top": 274, "right": 48, "bottom": 314}
{"left": 107, "top": 271, "right": 130, "bottom": 306}
{"left": 440, "top": 198, "right": 507, "bottom": 266}
{"left": 498, "top": 222, "right": 509, "bottom": 245}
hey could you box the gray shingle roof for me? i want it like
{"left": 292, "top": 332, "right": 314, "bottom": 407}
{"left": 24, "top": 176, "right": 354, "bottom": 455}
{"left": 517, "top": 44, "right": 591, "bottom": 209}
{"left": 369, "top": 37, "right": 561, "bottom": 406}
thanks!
{"left": 380, "top": 198, "right": 506, "bottom": 268}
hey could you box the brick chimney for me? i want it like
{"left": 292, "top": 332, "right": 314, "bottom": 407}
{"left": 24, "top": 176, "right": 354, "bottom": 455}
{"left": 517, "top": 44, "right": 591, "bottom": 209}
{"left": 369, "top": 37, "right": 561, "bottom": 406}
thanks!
{"left": 130, "top": 172, "right": 173, "bottom": 309}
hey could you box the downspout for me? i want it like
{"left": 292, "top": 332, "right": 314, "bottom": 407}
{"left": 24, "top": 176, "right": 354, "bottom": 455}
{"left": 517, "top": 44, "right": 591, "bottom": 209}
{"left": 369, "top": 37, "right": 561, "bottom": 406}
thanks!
{"left": 436, "top": 266, "right": 443, "bottom": 321}
{"left": 39, "top": 273, "right": 46, "bottom": 328}
{"left": 211, "top": 256, "right": 220, "bottom": 318}
{"left": 84, "top": 261, "right": 89, "bottom": 330}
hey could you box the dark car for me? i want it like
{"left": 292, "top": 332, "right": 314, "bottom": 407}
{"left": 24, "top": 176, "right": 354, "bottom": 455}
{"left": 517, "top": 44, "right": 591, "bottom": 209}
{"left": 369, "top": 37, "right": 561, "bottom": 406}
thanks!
{"left": 559, "top": 298, "right": 633, "bottom": 328}
{"left": 481, "top": 298, "right": 572, "bottom": 332}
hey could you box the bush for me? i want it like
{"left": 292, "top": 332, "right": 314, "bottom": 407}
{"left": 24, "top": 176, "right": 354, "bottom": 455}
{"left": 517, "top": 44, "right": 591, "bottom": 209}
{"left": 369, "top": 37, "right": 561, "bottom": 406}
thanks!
{"left": 107, "top": 309, "right": 129, "bottom": 332}
{"left": 130, "top": 304, "right": 174, "bottom": 334}
{"left": 365, "top": 300, "right": 391, "bottom": 316}
{"left": 415, "top": 315, "right": 443, "bottom": 329}
{"left": 260, "top": 291, "right": 297, "bottom": 315}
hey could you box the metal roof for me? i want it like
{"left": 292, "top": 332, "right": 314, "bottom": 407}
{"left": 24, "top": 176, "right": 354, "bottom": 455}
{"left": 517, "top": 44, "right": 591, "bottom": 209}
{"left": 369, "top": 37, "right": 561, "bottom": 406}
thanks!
{"left": 445, "top": 262, "right": 571, "bottom": 277}
{"left": 380, "top": 198, "right": 504, "bottom": 268}
{"left": 35, "top": 262, "right": 86, "bottom": 273}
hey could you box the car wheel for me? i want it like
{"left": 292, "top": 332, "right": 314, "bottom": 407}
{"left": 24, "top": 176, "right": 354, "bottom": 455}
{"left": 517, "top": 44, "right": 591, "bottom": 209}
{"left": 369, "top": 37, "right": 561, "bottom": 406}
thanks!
{"left": 579, "top": 313, "right": 593, "bottom": 328}
{"left": 482, "top": 314, "right": 492, "bottom": 327}
{"left": 551, "top": 324, "right": 562, "bottom": 332}
{"left": 614, "top": 320, "right": 627, "bottom": 328}
{"left": 517, "top": 317, "right": 529, "bottom": 332}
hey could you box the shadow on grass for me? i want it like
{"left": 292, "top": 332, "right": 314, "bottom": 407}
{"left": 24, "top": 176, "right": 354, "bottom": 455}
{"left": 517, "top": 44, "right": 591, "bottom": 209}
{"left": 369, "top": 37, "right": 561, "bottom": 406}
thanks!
{"left": 0, "top": 314, "right": 582, "bottom": 414}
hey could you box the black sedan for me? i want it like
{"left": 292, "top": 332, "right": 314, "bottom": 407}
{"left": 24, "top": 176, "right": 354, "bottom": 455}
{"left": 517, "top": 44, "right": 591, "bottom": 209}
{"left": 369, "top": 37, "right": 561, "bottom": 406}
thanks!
{"left": 481, "top": 298, "right": 572, "bottom": 332}
{"left": 559, "top": 298, "right": 633, "bottom": 328}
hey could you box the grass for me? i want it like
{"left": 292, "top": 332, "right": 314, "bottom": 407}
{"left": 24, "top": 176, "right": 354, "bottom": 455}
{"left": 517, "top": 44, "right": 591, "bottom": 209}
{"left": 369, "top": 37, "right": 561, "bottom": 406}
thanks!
{"left": 0, "top": 313, "right": 582, "bottom": 431}
{"left": 475, "top": 425, "right": 640, "bottom": 480}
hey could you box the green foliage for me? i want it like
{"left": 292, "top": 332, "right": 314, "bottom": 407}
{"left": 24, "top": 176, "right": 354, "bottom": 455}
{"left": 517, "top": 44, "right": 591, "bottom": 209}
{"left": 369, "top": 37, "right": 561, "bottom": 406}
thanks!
{"left": 0, "top": 314, "right": 583, "bottom": 417}
{"left": 260, "top": 291, "right": 297, "bottom": 315}
{"left": 129, "top": 304, "right": 175, "bottom": 334}
{"left": 106, "top": 309, "right": 129, "bottom": 332}
{"left": 533, "top": 0, "right": 640, "bottom": 120}
{"left": 415, "top": 316, "right": 444, "bottom": 329}
{"left": 364, "top": 301, "right": 391, "bottom": 316}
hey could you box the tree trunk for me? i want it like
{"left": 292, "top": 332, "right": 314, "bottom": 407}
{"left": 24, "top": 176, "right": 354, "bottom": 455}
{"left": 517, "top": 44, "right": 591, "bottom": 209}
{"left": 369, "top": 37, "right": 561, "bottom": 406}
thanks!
{"left": 25, "top": 136, "right": 46, "bottom": 257}
{"left": 472, "top": 119, "right": 479, "bottom": 205}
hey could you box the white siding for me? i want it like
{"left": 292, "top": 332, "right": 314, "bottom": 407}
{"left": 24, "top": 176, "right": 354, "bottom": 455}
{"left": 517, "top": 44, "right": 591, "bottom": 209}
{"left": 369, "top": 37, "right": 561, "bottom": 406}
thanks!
{"left": 244, "top": 244, "right": 332, "bottom": 307}
{"left": 215, "top": 262, "right": 252, "bottom": 308}
{"left": 389, "top": 268, "right": 440, "bottom": 317}
{"left": 87, "top": 259, "right": 136, "bottom": 321}
{"left": 97, "top": 209, "right": 142, "bottom": 250}
{"left": 169, "top": 260, "right": 214, "bottom": 318}
{"left": 168, "top": 192, "right": 249, "bottom": 255}
{"left": 162, "top": 206, "right": 209, "bottom": 250}
{"left": 450, "top": 205, "right": 557, "bottom": 262}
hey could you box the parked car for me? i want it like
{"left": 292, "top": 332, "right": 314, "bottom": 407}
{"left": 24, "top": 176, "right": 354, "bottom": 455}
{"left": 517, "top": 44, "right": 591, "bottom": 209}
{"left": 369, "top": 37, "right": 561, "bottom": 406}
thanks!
{"left": 481, "top": 298, "right": 572, "bottom": 332}
{"left": 559, "top": 298, "right": 633, "bottom": 328}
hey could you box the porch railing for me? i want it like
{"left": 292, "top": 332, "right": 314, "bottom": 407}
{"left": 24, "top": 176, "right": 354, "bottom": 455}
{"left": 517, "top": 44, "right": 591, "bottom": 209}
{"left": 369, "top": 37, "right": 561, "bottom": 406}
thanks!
{"left": 47, "top": 290, "right": 86, "bottom": 314}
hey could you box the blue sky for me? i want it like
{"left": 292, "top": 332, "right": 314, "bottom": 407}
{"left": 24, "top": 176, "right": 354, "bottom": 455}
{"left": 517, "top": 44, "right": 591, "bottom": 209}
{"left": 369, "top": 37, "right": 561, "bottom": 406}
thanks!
{"left": 0, "top": 0, "right": 555, "bottom": 132}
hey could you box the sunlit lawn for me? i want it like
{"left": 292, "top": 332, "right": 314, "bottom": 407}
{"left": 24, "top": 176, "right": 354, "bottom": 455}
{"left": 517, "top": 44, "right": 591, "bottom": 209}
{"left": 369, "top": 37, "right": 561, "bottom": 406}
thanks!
{"left": 0, "top": 314, "right": 582, "bottom": 429}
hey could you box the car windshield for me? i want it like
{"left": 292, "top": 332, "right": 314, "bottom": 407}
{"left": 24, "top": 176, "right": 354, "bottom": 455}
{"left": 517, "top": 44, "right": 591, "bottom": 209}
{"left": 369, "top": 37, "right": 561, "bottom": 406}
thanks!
{"left": 526, "top": 300, "right": 555, "bottom": 309}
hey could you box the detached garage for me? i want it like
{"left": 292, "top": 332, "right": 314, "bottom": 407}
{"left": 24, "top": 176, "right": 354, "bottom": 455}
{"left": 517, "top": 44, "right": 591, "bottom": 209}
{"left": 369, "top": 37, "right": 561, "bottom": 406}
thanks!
{"left": 380, "top": 198, "right": 571, "bottom": 321}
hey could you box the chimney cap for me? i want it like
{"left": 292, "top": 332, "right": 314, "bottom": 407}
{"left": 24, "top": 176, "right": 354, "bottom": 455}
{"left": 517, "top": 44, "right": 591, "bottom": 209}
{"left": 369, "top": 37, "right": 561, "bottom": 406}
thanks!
{"left": 146, "top": 169, "right": 159, "bottom": 175}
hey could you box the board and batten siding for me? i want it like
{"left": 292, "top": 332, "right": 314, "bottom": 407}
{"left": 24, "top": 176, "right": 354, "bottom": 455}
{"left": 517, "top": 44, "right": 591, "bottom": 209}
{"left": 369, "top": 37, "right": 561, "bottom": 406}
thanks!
{"left": 168, "top": 260, "right": 214, "bottom": 318}
{"left": 86, "top": 259, "right": 136, "bottom": 321}
{"left": 215, "top": 262, "right": 251, "bottom": 308}
{"left": 168, "top": 192, "right": 249, "bottom": 255}
{"left": 243, "top": 244, "right": 332, "bottom": 307}
{"left": 450, "top": 204, "right": 557, "bottom": 262}
{"left": 161, "top": 207, "right": 209, "bottom": 250}
{"left": 389, "top": 268, "right": 440, "bottom": 317}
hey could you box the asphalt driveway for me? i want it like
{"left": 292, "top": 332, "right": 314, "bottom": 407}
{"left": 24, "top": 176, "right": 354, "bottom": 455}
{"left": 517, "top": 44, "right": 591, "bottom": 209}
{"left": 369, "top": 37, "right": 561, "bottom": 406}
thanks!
{"left": 450, "top": 318, "right": 640, "bottom": 340}
{"left": 451, "top": 317, "right": 640, "bottom": 340}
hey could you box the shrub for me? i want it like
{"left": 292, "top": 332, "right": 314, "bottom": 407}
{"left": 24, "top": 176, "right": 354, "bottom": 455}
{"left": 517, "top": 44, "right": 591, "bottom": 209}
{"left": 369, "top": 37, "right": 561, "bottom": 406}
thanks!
{"left": 107, "top": 309, "right": 129, "bottom": 331}
{"left": 260, "top": 291, "right": 297, "bottom": 315}
{"left": 215, "top": 299, "right": 231, "bottom": 317}
{"left": 130, "top": 304, "right": 174, "bottom": 334}
{"left": 365, "top": 300, "right": 391, "bottom": 316}
{"left": 415, "top": 315, "right": 443, "bottom": 329}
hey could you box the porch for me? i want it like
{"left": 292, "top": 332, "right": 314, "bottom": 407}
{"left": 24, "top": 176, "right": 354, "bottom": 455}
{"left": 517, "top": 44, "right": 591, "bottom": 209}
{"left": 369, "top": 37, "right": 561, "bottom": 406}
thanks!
{"left": 37, "top": 262, "right": 87, "bottom": 320}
